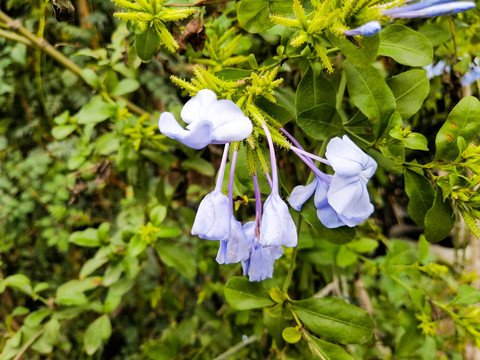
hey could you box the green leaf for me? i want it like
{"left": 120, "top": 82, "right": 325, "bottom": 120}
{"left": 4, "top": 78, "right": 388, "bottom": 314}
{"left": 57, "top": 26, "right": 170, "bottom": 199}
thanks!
{"left": 80, "top": 248, "right": 109, "bottom": 278}
{"left": 282, "top": 327, "right": 302, "bottom": 343}
{"left": 104, "top": 279, "right": 135, "bottom": 312}
{"left": 297, "top": 104, "right": 343, "bottom": 141}
{"left": 329, "top": 34, "right": 379, "bottom": 67}
{"left": 300, "top": 199, "right": 356, "bottom": 244}
{"left": 255, "top": 96, "right": 293, "bottom": 126}
{"left": 135, "top": 26, "right": 161, "bottom": 62}
{"left": 31, "top": 319, "right": 60, "bottom": 354}
{"left": 418, "top": 23, "right": 451, "bottom": 47}
{"left": 405, "top": 132, "right": 429, "bottom": 151}
{"left": 84, "top": 315, "right": 112, "bottom": 355}
{"left": 215, "top": 68, "right": 252, "bottom": 81}
{"left": 5, "top": 274, "right": 33, "bottom": 295}
{"left": 387, "top": 69, "right": 430, "bottom": 120}
{"left": 81, "top": 68, "right": 101, "bottom": 89}
{"left": 385, "top": 241, "right": 417, "bottom": 266}
{"left": 182, "top": 157, "right": 216, "bottom": 177}
{"left": 75, "top": 96, "right": 116, "bottom": 125}
{"left": 156, "top": 242, "right": 196, "bottom": 279}
{"left": 424, "top": 187, "right": 454, "bottom": 243}
{"left": 451, "top": 284, "right": 480, "bottom": 305}
{"left": 304, "top": 332, "right": 353, "bottom": 360}
{"left": 379, "top": 25, "right": 433, "bottom": 67}
{"left": 344, "top": 60, "right": 396, "bottom": 138}
{"left": 418, "top": 235, "right": 429, "bottom": 263}
{"left": 128, "top": 234, "right": 147, "bottom": 257}
{"left": 238, "top": 0, "right": 291, "bottom": 33}
{"left": 69, "top": 228, "right": 101, "bottom": 247}
{"left": 51, "top": 125, "right": 77, "bottom": 140}
{"left": 434, "top": 96, "right": 480, "bottom": 162}
{"left": 336, "top": 246, "right": 358, "bottom": 267}
{"left": 224, "top": 277, "right": 274, "bottom": 310}
{"left": 55, "top": 278, "right": 101, "bottom": 306}
{"left": 296, "top": 65, "right": 336, "bottom": 114}
{"left": 404, "top": 169, "right": 435, "bottom": 228}
{"left": 150, "top": 205, "right": 167, "bottom": 226}
{"left": 290, "top": 297, "right": 375, "bottom": 344}
{"left": 111, "top": 78, "right": 140, "bottom": 96}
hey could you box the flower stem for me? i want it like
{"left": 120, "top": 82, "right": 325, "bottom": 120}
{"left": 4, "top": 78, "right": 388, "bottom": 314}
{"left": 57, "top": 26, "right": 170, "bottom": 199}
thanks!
{"left": 290, "top": 145, "right": 330, "bottom": 166}
{"left": 262, "top": 124, "right": 278, "bottom": 193}
{"left": 228, "top": 149, "right": 238, "bottom": 214}
{"left": 282, "top": 245, "right": 298, "bottom": 293}
{"left": 215, "top": 143, "right": 230, "bottom": 193}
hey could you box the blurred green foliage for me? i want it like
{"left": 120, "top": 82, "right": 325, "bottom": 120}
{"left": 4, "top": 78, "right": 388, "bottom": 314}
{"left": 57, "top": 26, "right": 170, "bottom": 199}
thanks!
{"left": 0, "top": 0, "right": 480, "bottom": 359}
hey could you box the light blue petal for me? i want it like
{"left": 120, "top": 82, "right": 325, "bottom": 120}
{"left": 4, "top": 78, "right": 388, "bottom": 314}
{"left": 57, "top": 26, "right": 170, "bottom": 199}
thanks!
{"left": 209, "top": 100, "right": 253, "bottom": 143}
{"left": 388, "top": 2, "right": 475, "bottom": 18}
{"left": 246, "top": 243, "right": 283, "bottom": 282}
{"left": 180, "top": 89, "right": 217, "bottom": 124}
{"left": 260, "top": 193, "right": 297, "bottom": 247}
{"left": 383, "top": 0, "right": 453, "bottom": 15}
{"left": 191, "top": 190, "right": 230, "bottom": 241}
{"left": 288, "top": 178, "right": 318, "bottom": 211}
{"left": 344, "top": 21, "right": 382, "bottom": 37}
{"left": 328, "top": 176, "right": 374, "bottom": 226}
{"left": 158, "top": 112, "right": 213, "bottom": 149}
{"left": 216, "top": 217, "right": 250, "bottom": 264}
{"left": 313, "top": 179, "right": 346, "bottom": 228}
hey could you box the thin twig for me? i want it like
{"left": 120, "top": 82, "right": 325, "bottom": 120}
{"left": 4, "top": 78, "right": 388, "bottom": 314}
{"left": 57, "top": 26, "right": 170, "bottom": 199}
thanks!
{"left": 13, "top": 329, "right": 46, "bottom": 360}
{"left": 212, "top": 335, "right": 258, "bottom": 360}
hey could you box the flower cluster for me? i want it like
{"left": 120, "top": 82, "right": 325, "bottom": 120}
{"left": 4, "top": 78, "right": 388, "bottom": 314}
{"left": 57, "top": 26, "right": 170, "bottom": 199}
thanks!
{"left": 159, "top": 91, "right": 377, "bottom": 281}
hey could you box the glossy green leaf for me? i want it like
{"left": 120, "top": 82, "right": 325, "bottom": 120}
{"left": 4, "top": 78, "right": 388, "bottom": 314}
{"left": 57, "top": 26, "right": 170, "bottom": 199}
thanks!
{"left": 434, "top": 96, "right": 480, "bottom": 162}
{"left": 238, "top": 0, "right": 291, "bottom": 33}
{"left": 379, "top": 25, "right": 433, "bottom": 67}
{"left": 385, "top": 240, "right": 417, "bottom": 266}
{"left": 296, "top": 66, "right": 336, "bottom": 114}
{"left": 387, "top": 69, "right": 430, "bottom": 120}
{"left": 344, "top": 60, "right": 396, "bottom": 138}
{"left": 297, "top": 104, "right": 343, "bottom": 141}
{"left": 135, "top": 26, "right": 161, "bottom": 62}
{"left": 255, "top": 96, "right": 293, "bottom": 126}
{"left": 290, "top": 297, "right": 375, "bottom": 344}
{"left": 424, "top": 187, "right": 454, "bottom": 243}
{"left": 55, "top": 278, "right": 101, "bottom": 306}
{"left": 329, "top": 34, "right": 379, "bottom": 67}
{"left": 224, "top": 277, "right": 274, "bottom": 310}
{"left": 404, "top": 169, "right": 435, "bottom": 228}
{"left": 104, "top": 279, "right": 135, "bottom": 312}
{"left": 84, "top": 315, "right": 112, "bottom": 355}
{"left": 304, "top": 332, "right": 353, "bottom": 360}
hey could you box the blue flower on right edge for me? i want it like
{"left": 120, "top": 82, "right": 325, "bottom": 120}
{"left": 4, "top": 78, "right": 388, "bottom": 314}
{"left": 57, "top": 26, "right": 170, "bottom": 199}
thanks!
{"left": 288, "top": 136, "right": 377, "bottom": 229}
{"left": 345, "top": 0, "right": 476, "bottom": 37}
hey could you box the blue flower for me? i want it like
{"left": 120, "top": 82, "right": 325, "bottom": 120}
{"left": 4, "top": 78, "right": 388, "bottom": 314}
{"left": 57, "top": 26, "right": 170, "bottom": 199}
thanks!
{"left": 191, "top": 189, "right": 231, "bottom": 241}
{"left": 325, "top": 136, "right": 377, "bottom": 227}
{"left": 344, "top": 21, "right": 382, "bottom": 37}
{"left": 384, "top": 1, "right": 475, "bottom": 18}
{"left": 242, "top": 221, "right": 283, "bottom": 282}
{"left": 158, "top": 89, "right": 253, "bottom": 149}
{"left": 259, "top": 192, "right": 298, "bottom": 247}
{"left": 216, "top": 217, "right": 250, "bottom": 264}
{"left": 288, "top": 136, "right": 377, "bottom": 228}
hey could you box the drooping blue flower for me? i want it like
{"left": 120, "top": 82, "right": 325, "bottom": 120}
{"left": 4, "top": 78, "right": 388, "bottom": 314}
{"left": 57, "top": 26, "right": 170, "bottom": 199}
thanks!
{"left": 259, "top": 192, "right": 298, "bottom": 247}
{"left": 325, "top": 136, "right": 377, "bottom": 227}
{"left": 242, "top": 221, "right": 284, "bottom": 282}
{"left": 191, "top": 144, "right": 231, "bottom": 241}
{"left": 344, "top": 21, "right": 382, "bottom": 37}
{"left": 384, "top": 1, "right": 475, "bottom": 18}
{"left": 216, "top": 217, "right": 250, "bottom": 264}
{"left": 191, "top": 189, "right": 231, "bottom": 241}
{"left": 259, "top": 124, "right": 298, "bottom": 248}
{"left": 462, "top": 66, "right": 480, "bottom": 86}
{"left": 158, "top": 89, "right": 253, "bottom": 149}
